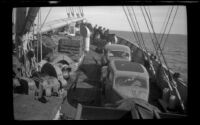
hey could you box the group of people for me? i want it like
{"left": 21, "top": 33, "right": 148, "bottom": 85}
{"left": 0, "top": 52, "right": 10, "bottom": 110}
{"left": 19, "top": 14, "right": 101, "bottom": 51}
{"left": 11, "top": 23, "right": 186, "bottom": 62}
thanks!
{"left": 91, "top": 25, "right": 118, "bottom": 53}
{"left": 142, "top": 53, "right": 176, "bottom": 87}
{"left": 92, "top": 25, "right": 110, "bottom": 41}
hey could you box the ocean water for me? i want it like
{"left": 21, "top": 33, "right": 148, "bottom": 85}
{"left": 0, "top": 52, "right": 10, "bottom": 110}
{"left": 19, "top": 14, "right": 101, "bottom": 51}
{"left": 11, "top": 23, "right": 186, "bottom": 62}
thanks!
{"left": 110, "top": 30, "right": 187, "bottom": 83}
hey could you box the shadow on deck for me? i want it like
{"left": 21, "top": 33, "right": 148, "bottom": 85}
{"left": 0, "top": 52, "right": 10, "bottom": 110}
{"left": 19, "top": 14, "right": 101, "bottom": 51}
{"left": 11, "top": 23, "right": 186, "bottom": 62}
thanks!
{"left": 61, "top": 50, "right": 103, "bottom": 119}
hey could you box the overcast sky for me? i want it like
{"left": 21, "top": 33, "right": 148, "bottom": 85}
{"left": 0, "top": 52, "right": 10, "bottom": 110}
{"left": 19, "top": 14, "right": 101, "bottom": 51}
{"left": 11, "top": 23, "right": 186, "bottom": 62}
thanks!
{"left": 37, "top": 6, "right": 187, "bottom": 35}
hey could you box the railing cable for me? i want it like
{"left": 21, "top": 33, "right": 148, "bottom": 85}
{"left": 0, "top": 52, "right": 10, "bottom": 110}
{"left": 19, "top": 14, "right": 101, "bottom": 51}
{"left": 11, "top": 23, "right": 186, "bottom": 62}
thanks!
{"left": 131, "top": 6, "right": 149, "bottom": 53}
{"left": 122, "top": 6, "right": 143, "bottom": 49}
{"left": 161, "top": 6, "right": 179, "bottom": 51}
{"left": 126, "top": 6, "right": 144, "bottom": 50}
{"left": 143, "top": 6, "right": 185, "bottom": 111}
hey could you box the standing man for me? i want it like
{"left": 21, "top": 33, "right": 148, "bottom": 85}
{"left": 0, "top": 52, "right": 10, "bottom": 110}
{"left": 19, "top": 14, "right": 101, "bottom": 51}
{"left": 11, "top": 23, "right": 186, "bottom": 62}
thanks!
{"left": 104, "top": 29, "right": 109, "bottom": 43}
{"left": 92, "top": 25, "right": 98, "bottom": 43}
{"left": 101, "top": 28, "right": 106, "bottom": 40}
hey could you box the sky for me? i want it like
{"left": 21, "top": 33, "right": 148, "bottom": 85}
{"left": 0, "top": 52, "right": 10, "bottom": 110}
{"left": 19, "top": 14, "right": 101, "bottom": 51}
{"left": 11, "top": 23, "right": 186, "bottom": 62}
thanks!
{"left": 37, "top": 6, "right": 187, "bottom": 35}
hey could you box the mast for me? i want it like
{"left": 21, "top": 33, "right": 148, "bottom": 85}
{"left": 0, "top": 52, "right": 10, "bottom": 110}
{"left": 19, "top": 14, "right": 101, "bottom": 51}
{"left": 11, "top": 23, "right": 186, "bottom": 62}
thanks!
{"left": 15, "top": 8, "right": 27, "bottom": 58}
{"left": 39, "top": 9, "right": 42, "bottom": 62}
{"left": 23, "top": 7, "right": 40, "bottom": 35}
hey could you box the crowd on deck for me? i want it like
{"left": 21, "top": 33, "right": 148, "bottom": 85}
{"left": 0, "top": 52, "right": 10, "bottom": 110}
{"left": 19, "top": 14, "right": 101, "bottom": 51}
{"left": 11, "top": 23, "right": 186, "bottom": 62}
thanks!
{"left": 91, "top": 24, "right": 118, "bottom": 44}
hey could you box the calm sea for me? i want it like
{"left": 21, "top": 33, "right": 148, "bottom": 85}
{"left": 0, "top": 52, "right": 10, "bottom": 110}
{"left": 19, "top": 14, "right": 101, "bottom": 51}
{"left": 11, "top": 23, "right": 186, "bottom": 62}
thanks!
{"left": 110, "top": 30, "right": 187, "bottom": 83}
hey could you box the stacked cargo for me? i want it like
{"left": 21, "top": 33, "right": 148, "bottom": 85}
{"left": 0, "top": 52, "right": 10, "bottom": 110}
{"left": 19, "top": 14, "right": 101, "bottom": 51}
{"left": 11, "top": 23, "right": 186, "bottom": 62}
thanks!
{"left": 58, "top": 37, "right": 82, "bottom": 55}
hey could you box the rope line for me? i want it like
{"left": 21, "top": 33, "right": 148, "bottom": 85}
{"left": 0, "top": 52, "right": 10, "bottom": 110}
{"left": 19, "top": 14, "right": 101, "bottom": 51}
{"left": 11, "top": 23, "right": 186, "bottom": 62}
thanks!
{"left": 147, "top": 6, "right": 153, "bottom": 28}
{"left": 40, "top": 7, "right": 52, "bottom": 30}
{"left": 143, "top": 6, "right": 185, "bottom": 111}
{"left": 122, "top": 6, "right": 143, "bottom": 49}
{"left": 161, "top": 6, "right": 179, "bottom": 51}
{"left": 158, "top": 6, "right": 171, "bottom": 42}
{"left": 131, "top": 7, "right": 149, "bottom": 53}
{"left": 140, "top": 7, "right": 161, "bottom": 62}
{"left": 126, "top": 6, "right": 144, "bottom": 50}
{"left": 158, "top": 6, "right": 174, "bottom": 49}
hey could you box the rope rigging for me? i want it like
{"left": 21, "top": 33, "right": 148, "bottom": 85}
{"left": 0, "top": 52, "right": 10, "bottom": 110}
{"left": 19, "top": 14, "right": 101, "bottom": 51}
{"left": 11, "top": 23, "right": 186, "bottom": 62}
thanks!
{"left": 74, "top": 7, "right": 77, "bottom": 17}
{"left": 143, "top": 6, "right": 167, "bottom": 65}
{"left": 143, "top": 6, "right": 169, "bottom": 58}
{"left": 141, "top": 6, "right": 173, "bottom": 94}
{"left": 158, "top": 6, "right": 172, "bottom": 43}
{"left": 131, "top": 7, "right": 149, "bottom": 53}
{"left": 126, "top": 6, "right": 145, "bottom": 50}
{"left": 158, "top": 6, "right": 174, "bottom": 51}
{"left": 40, "top": 7, "right": 52, "bottom": 30}
{"left": 122, "top": 7, "right": 137, "bottom": 41}
{"left": 146, "top": 6, "right": 162, "bottom": 54}
{"left": 70, "top": 7, "right": 75, "bottom": 17}
{"left": 79, "top": 7, "right": 84, "bottom": 17}
{"left": 124, "top": 7, "right": 186, "bottom": 111}
{"left": 66, "top": 7, "right": 84, "bottom": 20}
{"left": 37, "top": 8, "right": 40, "bottom": 63}
{"left": 122, "top": 6, "right": 143, "bottom": 50}
{"left": 143, "top": 6, "right": 174, "bottom": 72}
{"left": 161, "top": 6, "right": 179, "bottom": 51}
{"left": 36, "top": 8, "right": 50, "bottom": 63}
{"left": 140, "top": 7, "right": 161, "bottom": 62}
{"left": 66, "top": 7, "right": 71, "bottom": 18}
{"left": 123, "top": 6, "right": 151, "bottom": 66}
{"left": 75, "top": 7, "right": 79, "bottom": 17}
{"left": 143, "top": 6, "right": 185, "bottom": 111}
{"left": 39, "top": 9, "right": 42, "bottom": 62}
{"left": 77, "top": 7, "right": 81, "bottom": 17}
{"left": 147, "top": 6, "right": 153, "bottom": 29}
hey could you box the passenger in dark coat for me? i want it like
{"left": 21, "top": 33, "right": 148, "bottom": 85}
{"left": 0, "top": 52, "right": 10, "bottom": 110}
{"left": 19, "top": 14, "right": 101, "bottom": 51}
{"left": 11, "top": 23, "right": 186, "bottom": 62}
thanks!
{"left": 97, "top": 26, "right": 103, "bottom": 38}
{"left": 92, "top": 25, "right": 98, "bottom": 42}
{"left": 104, "top": 29, "right": 110, "bottom": 43}
{"left": 101, "top": 28, "right": 106, "bottom": 39}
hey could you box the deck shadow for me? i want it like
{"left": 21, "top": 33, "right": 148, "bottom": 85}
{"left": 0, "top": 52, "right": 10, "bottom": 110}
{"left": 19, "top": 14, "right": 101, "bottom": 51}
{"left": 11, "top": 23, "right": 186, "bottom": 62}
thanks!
{"left": 64, "top": 86, "right": 102, "bottom": 113}
{"left": 79, "top": 63, "right": 101, "bottom": 83}
{"left": 148, "top": 81, "right": 163, "bottom": 109}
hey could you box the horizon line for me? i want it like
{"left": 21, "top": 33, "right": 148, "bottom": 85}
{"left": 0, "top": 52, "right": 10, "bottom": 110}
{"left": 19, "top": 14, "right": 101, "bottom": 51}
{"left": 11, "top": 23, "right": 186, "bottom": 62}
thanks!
{"left": 109, "top": 29, "right": 187, "bottom": 36}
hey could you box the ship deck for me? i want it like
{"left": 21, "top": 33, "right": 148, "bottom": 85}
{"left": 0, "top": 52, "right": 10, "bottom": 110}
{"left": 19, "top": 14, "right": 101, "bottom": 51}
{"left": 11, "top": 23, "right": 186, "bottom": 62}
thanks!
{"left": 13, "top": 44, "right": 103, "bottom": 120}
{"left": 60, "top": 42, "right": 163, "bottom": 119}
{"left": 13, "top": 41, "right": 163, "bottom": 120}
{"left": 13, "top": 92, "right": 63, "bottom": 120}
{"left": 60, "top": 44, "right": 103, "bottom": 119}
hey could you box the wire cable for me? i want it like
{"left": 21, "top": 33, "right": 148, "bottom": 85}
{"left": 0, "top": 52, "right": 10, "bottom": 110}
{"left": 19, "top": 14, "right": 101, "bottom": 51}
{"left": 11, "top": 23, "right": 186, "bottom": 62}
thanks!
{"left": 126, "top": 6, "right": 144, "bottom": 50}
{"left": 140, "top": 7, "right": 161, "bottom": 61}
{"left": 143, "top": 6, "right": 185, "bottom": 111}
{"left": 122, "top": 6, "right": 143, "bottom": 49}
{"left": 124, "top": 6, "right": 144, "bottom": 50}
{"left": 40, "top": 7, "right": 52, "bottom": 30}
{"left": 161, "top": 6, "right": 179, "bottom": 51}
{"left": 158, "top": 6, "right": 171, "bottom": 42}
{"left": 158, "top": 6, "right": 174, "bottom": 49}
{"left": 131, "top": 7, "right": 149, "bottom": 53}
